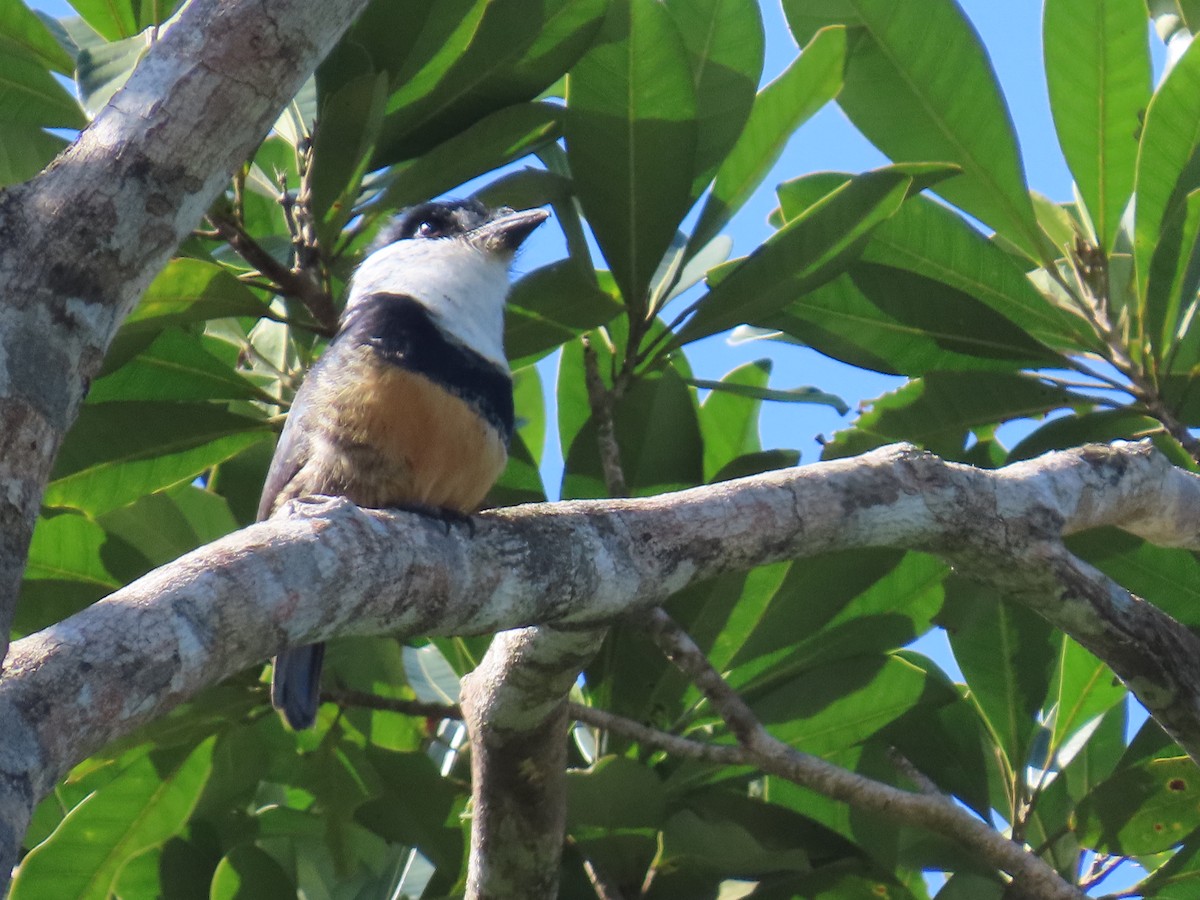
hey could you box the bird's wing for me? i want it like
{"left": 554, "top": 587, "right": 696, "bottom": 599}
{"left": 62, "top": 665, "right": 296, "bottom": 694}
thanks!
{"left": 256, "top": 392, "right": 310, "bottom": 522}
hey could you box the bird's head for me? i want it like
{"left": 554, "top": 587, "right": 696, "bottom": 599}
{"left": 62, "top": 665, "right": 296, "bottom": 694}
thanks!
{"left": 343, "top": 199, "right": 549, "bottom": 369}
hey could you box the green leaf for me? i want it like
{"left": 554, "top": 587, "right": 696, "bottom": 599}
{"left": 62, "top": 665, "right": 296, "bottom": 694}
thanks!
{"left": 566, "top": 0, "right": 699, "bottom": 308}
{"left": 677, "top": 167, "right": 921, "bottom": 344}
{"left": 124, "top": 259, "right": 270, "bottom": 329}
{"left": 0, "top": 0, "right": 74, "bottom": 73}
{"left": 784, "top": 0, "right": 1042, "bottom": 258}
{"left": 11, "top": 739, "right": 215, "bottom": 900}
{"left": 728, "top": 550, "right": 946, "bottom": 691}
{"left": 1007, "top": 409, "right": 1160, "bottom": 461}
{"left": 822, "top": 372, "right": 1078, "bottom": 460}
{"left": 209, "top": 845, "right": 295, "bottom": 900}
{"left": 107, "top": 259, "right": 269, "bottom": 371}
{"left": 658, "top": 809, "right": 810, "bottom": 877}
{"left": 1067, "top": 527, "right": 1200, "bottom": 628}
{"left": 310, "top": 71, "right": 388, "bottom": 242}
{"left": 89, "top": 329, "right": 270, "bottom": 404}
{"left": 355, "top": 748, "right": 464, "bottom": 875}
{"left": 768, "top": 262, "right": 1059, "bottom": 378}
{"left": 67, "top": 0, "right": 138, "bottom": 40}
{"left": 99, "top": 483, "right": 239, "bottom": 572}
{"left": 46, "top": 403, "right": 272, "bottom": 516}
{"left": 698, "top": 360, "right": 769, "bottom": 480}
{"left": 371, "top": 0, "right": 602, "bottom": 167}
{"left": 560, "top": 348, "right": 703, "bottom": 498}
{"left": 24, "top": 512, "right": 117, "bottom": 588}
{"left": 0, "top": 48, "right": 85, "bottom": 128}
{"left": 1135, "top": 37, "right": 1200, "bottom": 352}
{"left": 1044, "top": 0, "right": 1150, "bottom": 250}
{"left": 505, "top": 260, "right": 622, "bottom": 367}
{"left": 856, "top": 191, "right": 1087, "bottom": 352}
{"left": 1043, "top": 637, "right": 1126, "bottom": 769}
{"left": 689, "top": 376, "right": 848, "bottom": 414}
{"left": 747, "top": 654, "right": 944, "bottom": 758}
{"left": 690, "top": 25, "right": 846, "bottom": 254}
{"left": 376, "top": 101, "right": 562, "bottom": 215}
{"left": 0, "top": 124, "right": 66, "bottom": 188}
{"left": 76, "top": 31, "right": 148, "bottom": 116}
{"left": 663, "top": 0, "right": 764, "bottom": 201}
{"left": 942, "top": 578, "right": 1057, "bottom": 784}
{"left": 1078, "top": 755, "right": 1200, "bottom": 854}
{"left": 566, "top": 756, "right": 666, "bottom": 830}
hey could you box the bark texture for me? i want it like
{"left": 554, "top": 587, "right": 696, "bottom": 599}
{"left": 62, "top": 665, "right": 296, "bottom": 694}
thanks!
{"left": 460, "top": 626, "right": 606, "bottom": 899}
{"left": 0, "top": 0, "right": 369, "bottom": 664}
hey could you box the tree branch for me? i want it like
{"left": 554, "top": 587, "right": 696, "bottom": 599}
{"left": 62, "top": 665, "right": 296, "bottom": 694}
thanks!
{"left": 0, "top": 0, "right": 369, "bottom": 663}
{"left": 5, "top": 442, "right": 1200, "bottom": 881}
{"left": 639, "top": 608, "right": 1087, "bottom": 900}
{"left": 207, "top": 211, "right": 338, "bottom": 335}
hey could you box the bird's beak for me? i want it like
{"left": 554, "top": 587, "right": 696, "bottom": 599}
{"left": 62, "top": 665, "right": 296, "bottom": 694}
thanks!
{"left": 472, "top": 208, "right": 550, "bottom": 254}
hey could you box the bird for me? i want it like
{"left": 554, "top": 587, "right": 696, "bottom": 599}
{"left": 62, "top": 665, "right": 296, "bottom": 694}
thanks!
{"left": 258, "top": 198, "right": 549, "bottom": 730}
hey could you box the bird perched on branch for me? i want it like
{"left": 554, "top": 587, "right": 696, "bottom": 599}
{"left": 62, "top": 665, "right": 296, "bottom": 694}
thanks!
{"left": 259, "top": 198, "right": 548, "bottom": 730}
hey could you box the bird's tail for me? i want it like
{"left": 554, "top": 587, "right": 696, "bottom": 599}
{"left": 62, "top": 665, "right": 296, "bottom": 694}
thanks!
{"left": 271, "top": 642, "right": 326, "bottom": 730}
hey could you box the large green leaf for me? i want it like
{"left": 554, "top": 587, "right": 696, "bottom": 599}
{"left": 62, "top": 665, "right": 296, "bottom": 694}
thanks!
{"left": 1135, "top": 37, "right": 1200, "bottom": 353}
{"left": 1042, "top": 637, "right": 1126, "bottom": 771}
{"left": 1078, "top": 755, "right": 1200, "bottom": 854}
{"left": 822, "top": 372, "right": 1078, "bottom": 460}
{"left": 566, "top": 755, "right": 667, "bottom": 830}
{"left": 376, "top": 101, "right": 562, "bottom": 214}
{"left": 728, "top": 550, "right": 946, "bottom": 690}
{"left": 505, "top": 260, "right": 622, "bottom": 367}
{"left": 0, "top": 49, "right": 85, "bottom": 128}
{"left": 75, "top": 30, "right": 148, "bottom": 116}
{"left": 67, "top": 0, "right": 138, "bottom": 40}
{"left": 698, "top": 360, "right": 768, "bottom": 480}
{"left": 371, "top": 0, "right": 604, "bottom": 166}
{"left": 852, "top": 191, "right": 1088, "bottom": 352}
{"left": 942, "top": 578, "right": 1057, "bottom": 791}
{"left": 747, "top": 654, "right": 947, "bottom": 758}
{"left": 0, "top": 0, "right": 74, "bottom": 73}
{"left": 663, "top": 0, "right": 764, "bottom": 201}
{"left": 89, "top": 329, "right": 270, "bottom": 404}
{"left": 24, "top": 512, "right": 117, "bottom": 588}
{"left": 784, "top": 0, "right": 1042, "bottom": 258}
{"left": 0, "top": 124, "right": 66, "bottom": 189}
{"left": 310, "top": 71, "right": 388, "bottom": 243}
{"left": 767, "top": 261, "right": 1058, "bottom": 377}
{"left": 1044, "top": 0, "right": 1150, "bottom": 250}
{"left": 690, "top": 25, "right": 846, "bottom": 254}
{"left": 1067, "top": 527, "right": 1200, "bottom": 628}
{"left": 209, "top": 845, "right": 295, "bottom": 900}
{"left": 11, "top": 739, "right": 215, "bottom": 900}
{"left": 559, "top": 339, "right": 703, "bottom": 499}
{"left": 677, "top": 167, "right": 927, "bottom": 345}
{"left": 566, "top": 0, "right": 698, "bottom": 309}
{"left": 46, "top": 403, "right": 272, "bottom": 515}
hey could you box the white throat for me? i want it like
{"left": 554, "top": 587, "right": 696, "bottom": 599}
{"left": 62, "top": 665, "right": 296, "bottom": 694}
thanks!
{"left": 346, "top": 238, "right": 512, "bottom": 370}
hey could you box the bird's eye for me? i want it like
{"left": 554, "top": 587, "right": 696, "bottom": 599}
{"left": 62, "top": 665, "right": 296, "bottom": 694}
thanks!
{"left": 416, "top": 220, "right": 441, "bottom": 238}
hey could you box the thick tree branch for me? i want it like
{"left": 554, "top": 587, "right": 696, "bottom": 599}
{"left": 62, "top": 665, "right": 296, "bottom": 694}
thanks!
{"left": 454, "top": 332, "right": 628, "bottom": 896}
{"left": 0, "top": 0, "right": 369, "bottom": 663}
{"left": 4, "top": 443, "right": 1200, "bottom": 880}
{"left": 639, "top": 608, "right": 1086, "bottom": 900}
{"left": 460, "top": 626, "right": 605, "bottom": 900}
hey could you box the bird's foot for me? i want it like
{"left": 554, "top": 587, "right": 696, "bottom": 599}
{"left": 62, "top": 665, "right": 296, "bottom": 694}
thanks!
{"left": 392, "top": 502, "right": 476, "bottom": 536}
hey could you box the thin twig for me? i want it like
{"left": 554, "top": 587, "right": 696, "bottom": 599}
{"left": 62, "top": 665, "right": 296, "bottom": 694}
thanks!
{"left": 208, "top": 212, "right": 337, "bottom": 336}
{"left": 582, "top": 335, "right": 628, "bottom": 498}
{"left": 636, "top": 608, "right": 1087, "bottom": 900}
